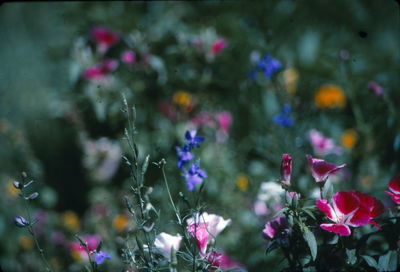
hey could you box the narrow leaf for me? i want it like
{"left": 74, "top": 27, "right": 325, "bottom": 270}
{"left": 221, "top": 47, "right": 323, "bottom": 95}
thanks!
{"left": 303, "top": 226, "right": 317, "bottom": 261}
{"left": 361, "top": 255, "right": 378, "bottom": 269}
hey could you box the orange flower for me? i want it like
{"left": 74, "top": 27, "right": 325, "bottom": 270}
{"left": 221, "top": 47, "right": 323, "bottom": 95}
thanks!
{"left": 172, "top": 91, "right": 194, "bottom": 112}
{"left": 113, "top": 214, "right": 129, "bottom": 232}
{"left": 314, "top": 84, "right": 346, "bottom": 108}
{"left": 341, "top": 129, "right": 358, "bottom": 149}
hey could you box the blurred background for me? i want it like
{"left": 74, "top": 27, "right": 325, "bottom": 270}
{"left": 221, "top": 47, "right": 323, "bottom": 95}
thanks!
{"left": 0, "top": 1, "right": 399, "bottom": 271}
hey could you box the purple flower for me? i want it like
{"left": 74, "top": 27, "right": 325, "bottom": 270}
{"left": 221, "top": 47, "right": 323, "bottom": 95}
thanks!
{"left": 185, "top": 130, "right": 204, "bottom": 148}
{"left": 94, "top": 250, "right": 111, "bottom": 265}
{"left": 176, "top": 145, "right": 194, "bottom": 169}
{"left": 185, "top": 162, "right": 207, "bottom": 191}
{"left": 257, "top": 54, "right": 281, "bottom": 78}
{"left": 273, "top": 104, "right": 293, "bottom": 128}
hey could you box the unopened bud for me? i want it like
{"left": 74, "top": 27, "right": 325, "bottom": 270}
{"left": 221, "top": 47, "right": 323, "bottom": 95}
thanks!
{"left": 14, "top": 216, "right": 30, "bottom": 227}
{"left": 26, "top": 192, "right": 39, "bottom": 200}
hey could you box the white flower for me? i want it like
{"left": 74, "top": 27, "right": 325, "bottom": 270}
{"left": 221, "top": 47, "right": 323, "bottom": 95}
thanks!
{"left": 257, "top": 181, "right": 285, "bottom": 202}
{"left": 154, "top": 232, "right": 182, "bottom": 260}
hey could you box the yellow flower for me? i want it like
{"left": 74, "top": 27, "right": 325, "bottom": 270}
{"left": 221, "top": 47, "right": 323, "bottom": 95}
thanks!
{"left": 314, "top": 84, "right": 346, "bottom": 108}
{"left": 19, "top": 235, "right": 33, "bottom": 250}
{"left": 341, "top": 129, "right": 358, "bottom": 149}
{"left": 172, "top": 91, "right": 193, "bottom": 112}
{"left": 6, "top": 181, "right": 19, "bottom": 197}
{"left": 283, "top": 68, "right": 299, "bottom": 95}
{"left": 236, "top": 174, "right": 249, "bottom": 191}
{"left": 62, "top": 211, "right": 80, "bottom": 232}
{"left": 113, "top": 214, "right": 129, "bottom": 232}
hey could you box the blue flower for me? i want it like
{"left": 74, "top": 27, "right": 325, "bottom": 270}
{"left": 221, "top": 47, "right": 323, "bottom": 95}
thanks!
{"left": 256, "top": 54, "right": 281, "bottom": 78}
{"left": 273, "top": 104, "right": 294, "bottom": 128}
{"left": 185, "top": 130, "right": 204, "bottom": 148}
{"left": 14, "top": 216, "right": 30, "bottom": 228}
{"left": 176, "top": 145, "right": 194, "bottom": 169}
{"left": 94, "top": 250, "right": 111, "bottom": 265}
{"left": 185, "top": 162, "right": 207, "bottom": 191}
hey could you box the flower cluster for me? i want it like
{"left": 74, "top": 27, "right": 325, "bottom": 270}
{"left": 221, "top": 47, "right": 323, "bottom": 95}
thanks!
{"left": 273, "top": 104, "right": 294, "bottom": 128}
{"left": 176, "top": 130, "right": 207, "bottom": 191}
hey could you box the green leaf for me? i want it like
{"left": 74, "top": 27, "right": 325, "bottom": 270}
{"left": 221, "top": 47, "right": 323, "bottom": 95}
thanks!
{"left": 322, "top": 179, "right": 333, "bottom": 199}
{"left": 303, "top": 226, "right": 317, "bottom": 261}
{"left": 378, "top": 251, "right": 397, "bottom": 271}
{"left": 302, "top": 209, "right": 316, "bottom": 220}
{"left": 361, "top": 255, "right": 378, "bottom": 269}
{"left": 141, "top": 155, "right": 150, "bottom": 175}
{"left": 346, "top": 249, "right": 357, "bottom": 265}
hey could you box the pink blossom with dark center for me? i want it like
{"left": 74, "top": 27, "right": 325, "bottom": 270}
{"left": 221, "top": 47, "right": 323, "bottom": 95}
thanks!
{"left": 386, "top": 174, "right": 400, "bottom": 205}
{"left": 280, "top": 154, "right": 292, "bottom": 186}
{"left": 91, "top": 26, "right": 119, "bottom": 53}
{"left": 83, "top": 59, "right": 119, "bottom": 82}
{"left": 317, "top": 191, "right": 384, "bottom": 236}
{"left": 207, "top": 251, "right": 244, "bottom": 271}
{"left": 367, "top": 81, "right": 384, "bottom": 97}
{"left": 306, "top": 154, "right": 346, "bottom": 183}
{"left": 262, "top": 215, "right": 289, "bottom": 240}
{"left": 211, "top": 38, "right": 228, "bottom": 55}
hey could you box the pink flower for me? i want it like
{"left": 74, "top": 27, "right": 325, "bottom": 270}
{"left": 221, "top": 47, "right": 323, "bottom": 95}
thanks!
{"left": 386, "top": 174, "right": 400, "bottom": 205}
{"left": 190, "top": 112, "right": 217, "bottom": 128}
{"left": 207, "top": 251, "right": 243, "bottom": 271}
{"left": 317, "top": 191, "right": 384, "bottom": 236}
{"left": 367, "top": 81, "right": 384, "bottom": 97}
{"left": 83, "top": 59, "right": 119, "bottom": 82}
{"left": 262, "top": 215, "right": 289, "bottom": 240}
{"left": 253, "top": 200, "right": 269, "bottom": 216}
{"left": 186, "top": 213, "right": 231, "bottom": 256}
{"left": 211, "top": 38, "right": 227, "bottom": 55}
{"left": 306, "top": 154, "right": 346, "bottom": 183}
{"left": 121, "top": 50, "right": 136, "bottom": 65}
{"left": 69, "top": 235, "right": 100, "bottom": 260}
{"left": 308, "top": 129, "right": 342, "bottom": 156}
{"left": 91, "top": 26, "right": 119, "bottom": 53}
{"left": 280, "top": 154, "right": 292, "bottom": 186}
{"left": 216, "top": 111, "right": 232, "bottom": 133}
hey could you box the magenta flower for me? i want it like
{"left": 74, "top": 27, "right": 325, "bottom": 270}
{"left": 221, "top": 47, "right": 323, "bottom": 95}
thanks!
{"left": 367, "top": 81, "right": 384, "bottom": 97}
{"left": 306, "top": 154, "right": 346, "bottom": 183}
{"left": 211, "top": 38, "right": 228, "bottom": 55}
{"left": 317, "top": 191, "right": 384, "bottom": 236}
{"left": 262, "top": 215, "right": 289, "bottom": 240}
{"left": 121, "top": 50, "right": 136, "bottom": 65}
{"left": 207, "top": 251, "right": 243, "bottom": 271}
{"left": 69, "top": 235, "right": 100, "bottom": 261}
{"left": 308, "top": 129, "right": 342, "bottom": 156}
{"left": 385, "top": 174, "right": 400, "bottom": 205}
{"left": 91, "top": 26, "right": 119, "bottom": 53}
{"left": 83, "top": 59, "right": 119, "bottom": 82}
{"left": 216, "top": 111, "right": 232, "bottom": 134}
{"left": 280, "top": 154, "right": 292, "bottom": 186}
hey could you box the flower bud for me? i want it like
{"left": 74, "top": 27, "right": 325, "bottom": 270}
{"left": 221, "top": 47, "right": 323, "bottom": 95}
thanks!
{"left": 14, "top": 216, "right": 30, "bottom": 227}
{"left": 280, "top": 154, "right": 292, "bottom": 186}
{"left": 13, "top": 181, "right": 23, "bottom": 190}
{"left": 26, "top": 192, "right": 39, "bottom": 200}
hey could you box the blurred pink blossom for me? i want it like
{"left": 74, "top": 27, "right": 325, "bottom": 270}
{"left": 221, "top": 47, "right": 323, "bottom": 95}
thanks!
{"left": 211, "top": 38, "right": 228, "bottom": 55}
{"left": 91, "top": 26, "right": 119, "bottom": 53}
{"left": 308, "top": 129, "right": 342, "bottom": 156}
{"left": 216, "top": 111, "right": 232, "bottom": 133}
{"left": 69, "top": 235, "right": 100, "bottom": 261}
{"left": 83, "top": 59, "right": 119, "bottom": 82}
{"left": 207, "top": 251, "right": 244, "bottom": 271}
{"left": 253, "top": 200, "right": 269, "bottom": 216}
{"left": 367, "top": 81, "right": 384, "bottom": 97}
{"left": 121, "top": 50, "right": 136, "bottom": 65}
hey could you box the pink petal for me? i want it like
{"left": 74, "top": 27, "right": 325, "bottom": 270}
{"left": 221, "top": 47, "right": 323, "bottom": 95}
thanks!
{"left": 316, "top": 199, "right": 336, "bottom": 221}
{"left": 187, "top": 223, "right": 209, "bottom": 255}
{"left": 388, "top": 174, "right": 400, "bottom": 194}
{"left": 320, "top": 223, "right": 351, "bottom": 236}
{"left": 333, "top": 192, "right": 359, "bottom": 215}
{"left": 306, "top": 154, "right": 346, "bottom": 182}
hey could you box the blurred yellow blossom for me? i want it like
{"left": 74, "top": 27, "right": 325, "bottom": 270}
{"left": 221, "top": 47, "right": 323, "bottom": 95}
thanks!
{"left": 314, "top": 84, "right": 346, "bottom": 108}
{"left": 236, "top": 174, "right": 249, "bottom": 191}
{"left": 113, "top": 214, "right": 129, "bottom": 232}
{"left": 283, "top": 68, "right": 299, "bottom": 95}
{"left": 341, "top": 129, "right": 358, "bottom": 149}
{"left": 7, "top": 180, "right": 19, "bottom": 197}
{"left": 62, "top": 211, "right": 80, "bottom": 232}
{"left": 19, "top": 235, "right": 33, "bottom": 250}
{"left": 172, "top": 91, "right": 193, "bottom": 112}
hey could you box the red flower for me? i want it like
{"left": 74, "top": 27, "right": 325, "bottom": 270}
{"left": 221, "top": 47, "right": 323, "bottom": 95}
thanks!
{"left": 211, "top": 39, "right": 227, "bottom": 55}
{"left": 306, "top": 154, "right": 346, "bottom": 183}
{"left": 83, "top": 59, "right": 119, "bottom": 82}
{"left": 280, "top": 154, "right": 292, "bottom": 186}
{"left": 317, "top": 191, "right": 384, "bottom": 236}
{"left": 385, "top": 174, "right": 400, "bottom": 205}
{"left": 91, "top": 26, "right": 120, "bottom": 53}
